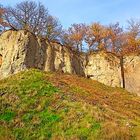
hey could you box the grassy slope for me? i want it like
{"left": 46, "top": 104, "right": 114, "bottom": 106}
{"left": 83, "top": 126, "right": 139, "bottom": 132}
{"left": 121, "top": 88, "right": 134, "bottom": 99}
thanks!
{"left": 0, "top": 69, "right": 140, "bottom": 140}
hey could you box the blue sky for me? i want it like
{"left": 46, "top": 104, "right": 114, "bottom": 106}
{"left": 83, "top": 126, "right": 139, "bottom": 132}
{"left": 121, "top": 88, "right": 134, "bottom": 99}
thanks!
{"left": 0, "top": 0, "right": 140, "bottom": 28}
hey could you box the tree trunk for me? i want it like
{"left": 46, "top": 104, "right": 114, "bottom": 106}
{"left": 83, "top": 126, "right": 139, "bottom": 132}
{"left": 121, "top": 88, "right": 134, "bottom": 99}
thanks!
{"left": 120, "top": 56, "right": 125, "bottom": 88}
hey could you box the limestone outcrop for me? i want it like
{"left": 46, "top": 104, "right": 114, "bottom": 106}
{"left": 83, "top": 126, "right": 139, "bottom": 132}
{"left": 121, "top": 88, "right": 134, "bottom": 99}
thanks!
{"left": 124, "top": 55, "right": 140, "bottom": 96}
{"left": 85, "top": 52, "right": 121, "bottom": 87}
{"left": 0, "top": 30, "right": 38, "bottom": 78}
{"left": 40, "top": 41, "right": 85, "bottom": 76}
{"left": 0, "top": 30, "right": 84, "bottom": 78}
{"left": 0, "top": 30, "right": 140, "bottom": 96}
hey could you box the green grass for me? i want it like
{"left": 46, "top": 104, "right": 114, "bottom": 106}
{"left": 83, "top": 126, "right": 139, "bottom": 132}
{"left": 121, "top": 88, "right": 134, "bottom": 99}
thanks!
{"left": 0, "top": 69, "right": 140, "bottom": 140}
{"left": 0, "top": 110, "right": 16, "bottom": 122}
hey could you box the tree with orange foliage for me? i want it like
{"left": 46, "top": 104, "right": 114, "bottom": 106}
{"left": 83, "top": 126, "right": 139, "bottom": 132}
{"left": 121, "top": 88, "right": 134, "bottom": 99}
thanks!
{"left": 106, "top": 20, "right": 140, "bottom": 55}
{"left": 60, "top": 30, "right": 74, "bottom": 49}
{"left": 67, "top": 23, "right": 87, "bottom": 52}
{"left": 85, "top": 22, "right": 108, "bottom": 51}
{"left": 124, "top": 19, "right": 140, "bottom": 53}
{"left": 106, "top": 23, "right": 123, "bottom": 54}
{"left": 0, "top": 5, "right": 8, "bottom": 32}
{"left": 0, "top": 7, "right": 3, "bottom": 23}
{"left": 106, "top": 21, "right": 140, "bottom": 88}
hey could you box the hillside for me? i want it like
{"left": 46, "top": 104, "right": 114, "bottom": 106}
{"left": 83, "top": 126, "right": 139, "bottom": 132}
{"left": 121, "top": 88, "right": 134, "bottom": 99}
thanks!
{"left": 1, "top": 30, "right": 140, "bottom": 96}
{"left": 0, "top": 69, "right": 140, "bottom": 140}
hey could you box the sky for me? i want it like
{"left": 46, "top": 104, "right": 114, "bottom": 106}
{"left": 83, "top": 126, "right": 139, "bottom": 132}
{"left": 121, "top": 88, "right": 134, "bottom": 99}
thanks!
{"left": 0, "top": 0, "right": 140, "bottom": 29}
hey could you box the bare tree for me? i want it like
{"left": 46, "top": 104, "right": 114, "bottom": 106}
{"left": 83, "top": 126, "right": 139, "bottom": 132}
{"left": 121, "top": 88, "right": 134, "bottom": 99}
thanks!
{"left": 60, "top": 29, "right": 75, "bottom": 50}
{"left": 127, "top": 19, "right": 140, "bottom": 37}
{"left": 45, "top": 15, "right": 62, "bottom": 41}
{"left": 3, "top": 0, "right": 63, "bottom": 41}
{"left": 4, "top": 1, "right": 49, "bottom": 35}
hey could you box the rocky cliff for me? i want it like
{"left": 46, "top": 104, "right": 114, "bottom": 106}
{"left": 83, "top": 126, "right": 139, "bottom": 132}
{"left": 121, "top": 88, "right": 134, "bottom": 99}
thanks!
{"left": 0, "top": 30, "right": 85, "bottom": 77}
{"left": 0, "top": 30, "right": 140, "bottom": 95}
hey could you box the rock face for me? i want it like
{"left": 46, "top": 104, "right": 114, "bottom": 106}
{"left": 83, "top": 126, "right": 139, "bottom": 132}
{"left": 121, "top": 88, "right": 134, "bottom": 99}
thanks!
{"left": 40, "top": 41, "right": 85, "bottom": 76}
{"left": 0, "top": 30, "right": 84, "bottom": 79}
{"left": 0, "top": 30, "right": 38, "bottom": 78}
{"left": 0, "top": 54, "right": 2, "bottom": 67}
{"left": 124, "top": 55, "right": 140, "bottom": 96}
{"left": 85, "top": 52, "right": 121, "bottom": 87}
{"left": 0, "top": 30, "right": 140, "bottom": 95}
